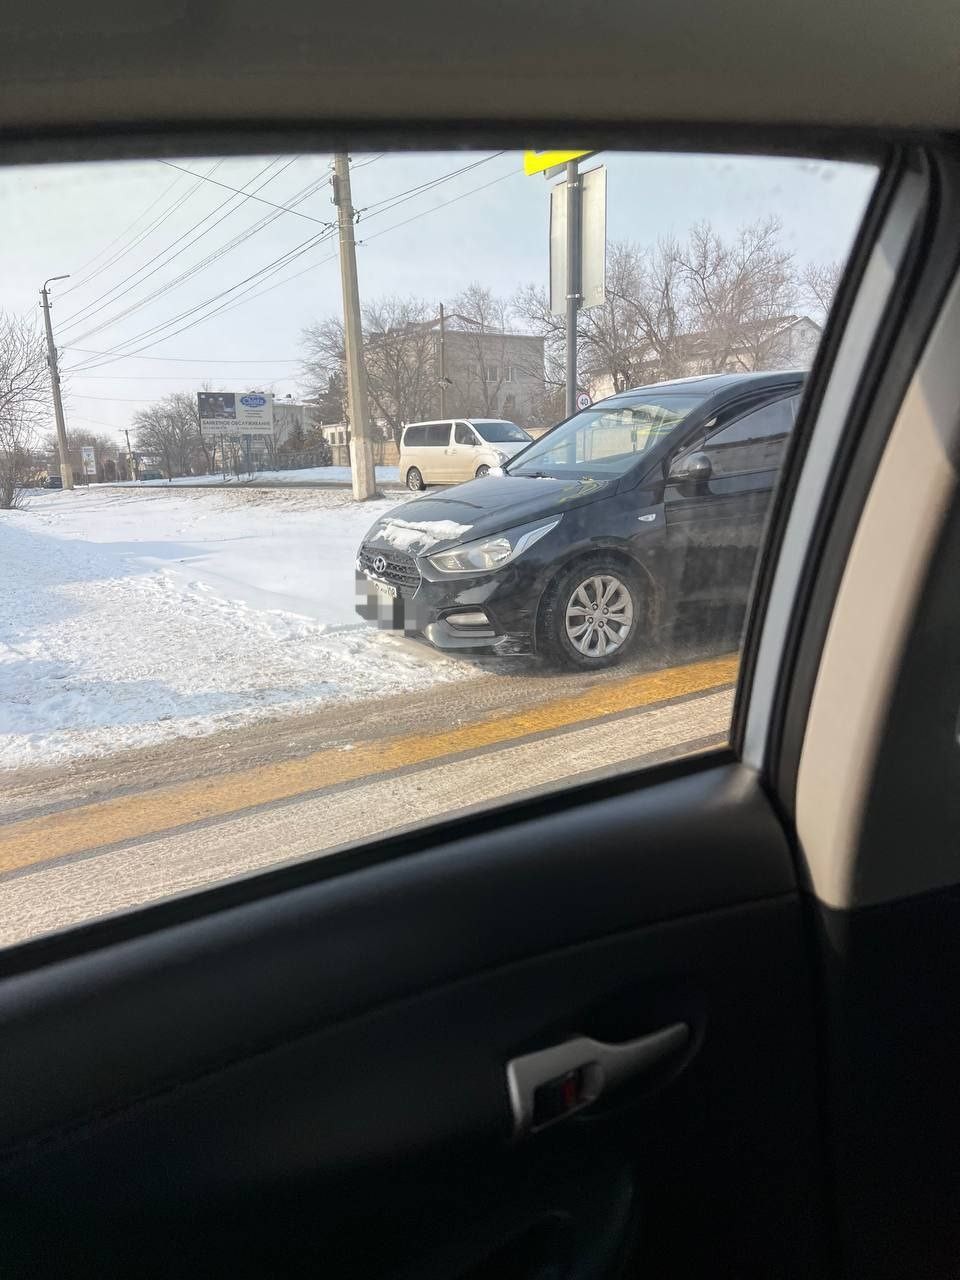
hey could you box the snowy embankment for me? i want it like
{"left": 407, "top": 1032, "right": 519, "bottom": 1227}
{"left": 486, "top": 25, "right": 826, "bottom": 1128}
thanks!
{"left": 0, "top": 487, "right": 469, "bottom": 769}
{"left": 104, "top": 465, "right": 401, "bottom": 488}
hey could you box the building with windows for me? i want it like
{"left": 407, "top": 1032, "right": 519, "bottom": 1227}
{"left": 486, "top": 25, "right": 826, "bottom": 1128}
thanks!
{"left": 586, "top": 315, "right": 822, "bottom": 401}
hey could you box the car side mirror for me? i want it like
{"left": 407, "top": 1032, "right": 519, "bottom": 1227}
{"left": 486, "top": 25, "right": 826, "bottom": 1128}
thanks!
{"left": 669, "top": 451, "right": 712, "bottom": 482}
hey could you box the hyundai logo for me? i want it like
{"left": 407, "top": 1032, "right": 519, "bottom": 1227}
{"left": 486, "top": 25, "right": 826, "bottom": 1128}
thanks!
{"left": 373, "top": 555, "right": 387, "bottom": 575}
{"left": 240, "top": 394, "right": 267, "bottom": 408}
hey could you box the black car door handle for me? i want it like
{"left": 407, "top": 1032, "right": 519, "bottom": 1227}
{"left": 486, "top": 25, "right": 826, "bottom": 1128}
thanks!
{"left": 506, "top": 1022, "right": 689, "bottom": 1137}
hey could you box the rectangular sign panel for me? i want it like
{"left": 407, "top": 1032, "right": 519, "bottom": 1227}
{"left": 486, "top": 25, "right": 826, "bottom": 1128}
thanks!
{"left": 549, "top": 164, "right": 606, "bottom": 315}
{"left": 198, "top": 391, "right": 274, "bottom": 437}
{"left": 80, "top": 445, "right": 97, "bottom": 476}
{"left": 580, "top": 164, "right": 607, "bottom": 311}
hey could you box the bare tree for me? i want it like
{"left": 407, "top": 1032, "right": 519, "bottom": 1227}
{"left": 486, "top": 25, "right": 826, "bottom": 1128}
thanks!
{"left": 676, "top": 217, "right": 798, "bottom": 372}
{"left": 0, "top": 313, "right": 48, "bottom": 508}
{"left": 302, "top": 296, "right": 437, "bottom": 446}
{"left": 132, "top": 392, "right": 202, "bottom": 479}
{"left": 801, "top": 259, "right": 843, "bottom": 318}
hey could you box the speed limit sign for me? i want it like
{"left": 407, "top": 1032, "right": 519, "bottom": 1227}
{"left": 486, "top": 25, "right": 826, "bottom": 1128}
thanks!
{"left": 576, "top": 391, "right": 592, "bottom": 410}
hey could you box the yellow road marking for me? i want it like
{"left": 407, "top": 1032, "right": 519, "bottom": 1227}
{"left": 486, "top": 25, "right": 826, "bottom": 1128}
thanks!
{"left": 0, "top": 655, "right": 738, "bottom": 876}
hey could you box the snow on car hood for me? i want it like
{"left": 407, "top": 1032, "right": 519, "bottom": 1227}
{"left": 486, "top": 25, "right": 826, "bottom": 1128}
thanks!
{"left": 375, "top": 517, "right": 473, "bottom": 553}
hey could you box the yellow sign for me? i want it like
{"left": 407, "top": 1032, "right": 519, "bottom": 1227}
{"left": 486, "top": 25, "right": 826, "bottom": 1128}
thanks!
{"left": 523, "top": 150, "right": 594, "bottom": 176}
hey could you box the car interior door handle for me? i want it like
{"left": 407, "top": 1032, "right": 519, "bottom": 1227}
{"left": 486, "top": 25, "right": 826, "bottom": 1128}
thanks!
{"left": 506, "top": 1023, "right": 689, "bottom": 1138}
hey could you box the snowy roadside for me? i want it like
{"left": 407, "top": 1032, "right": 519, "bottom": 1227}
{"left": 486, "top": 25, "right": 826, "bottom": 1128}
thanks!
{"left": 0, "top": 486, "right": 472, "bottom": 770}
{"left": 99, "top": 464, "right": 402, "bottom": 489}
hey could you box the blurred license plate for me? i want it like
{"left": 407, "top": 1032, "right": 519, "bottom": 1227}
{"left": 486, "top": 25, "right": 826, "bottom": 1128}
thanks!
{"left": 367, "top": 575, "right": 398, "bottom": 599}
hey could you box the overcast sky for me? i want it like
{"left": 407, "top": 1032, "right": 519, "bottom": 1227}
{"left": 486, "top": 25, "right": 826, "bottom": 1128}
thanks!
{"left": 1, "top": 150, "right": 876, "bottom": 440}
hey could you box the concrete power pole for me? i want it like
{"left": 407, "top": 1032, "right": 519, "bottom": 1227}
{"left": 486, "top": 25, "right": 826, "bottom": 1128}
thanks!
{"left": 40, "top": 276, "right": 74, "bottom": 490}
{"left": 564, "top": 161, "right": 582, "bottom": 418}
{"left": 331, "top": 154, "right": 376, "bottom": 501}
{"left": 440, "top": 302, "right": 450, "bottom": 417}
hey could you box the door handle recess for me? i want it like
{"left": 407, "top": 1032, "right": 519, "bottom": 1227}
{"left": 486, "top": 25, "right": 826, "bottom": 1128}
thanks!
{"left": 506, "top": 1022, "right": 689, "bottom": 1138}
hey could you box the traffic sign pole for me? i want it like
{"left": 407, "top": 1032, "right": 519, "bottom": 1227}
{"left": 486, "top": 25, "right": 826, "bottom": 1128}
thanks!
{"left": 565, "top": 160, "right": 582, "bottom": 418}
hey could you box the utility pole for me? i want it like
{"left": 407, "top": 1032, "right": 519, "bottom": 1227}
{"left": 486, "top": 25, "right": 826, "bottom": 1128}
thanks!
{"left": 40, "top": 276, "right": 74, "bottom": 490}
{"left": 564, "top": 160, "right": 582, "bottom": 417}
{"left": 123, "top": 428, "right": 136, "bottom": 482}
{"left": 438, "top": 302, "right": 447, "bottom": 417}
{"left": 331, "top": 154, "right": 376, "bottom": 501}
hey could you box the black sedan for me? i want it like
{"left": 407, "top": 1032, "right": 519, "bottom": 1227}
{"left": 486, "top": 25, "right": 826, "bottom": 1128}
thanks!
{"left": 356, "top": 371, "right": 803, "bottom": 669}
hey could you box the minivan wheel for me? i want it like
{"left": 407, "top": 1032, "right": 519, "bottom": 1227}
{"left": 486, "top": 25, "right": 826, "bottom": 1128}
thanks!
{"left": 539, "top": 560, "right": 642, "bottom": 670}
{"left": 475, "top": 464, "right": 491, "bottom": 479}
{"left": 406, "top": 467, "right": 425, "bottom": 491}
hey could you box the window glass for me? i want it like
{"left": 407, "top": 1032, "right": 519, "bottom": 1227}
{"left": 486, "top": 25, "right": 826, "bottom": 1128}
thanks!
{"left": 699, "top": 394, "right": 799, "bottom": 477}
{"left": 473, "top": 421, "right": 530, "bottom": 443}
{"left": 510, "top": 395, "right": 707, "bottom": 479}
{"left": 0, "top": 149, "right": 875, "bottom": 944}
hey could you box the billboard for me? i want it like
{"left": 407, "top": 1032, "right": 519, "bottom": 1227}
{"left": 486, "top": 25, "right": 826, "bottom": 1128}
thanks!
{"left": 80, "top": 445, "right": 97, "bottom": 477}
{"left": 198, "top": 391, "right": 274, "bottom": 437}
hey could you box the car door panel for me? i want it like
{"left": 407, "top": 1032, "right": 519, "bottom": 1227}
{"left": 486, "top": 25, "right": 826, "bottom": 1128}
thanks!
{"left": 0, "top": 761, "right": 824, "bottom": 1278}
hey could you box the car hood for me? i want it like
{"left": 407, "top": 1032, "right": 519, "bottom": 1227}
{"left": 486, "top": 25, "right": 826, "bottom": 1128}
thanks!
{"left": 364, "top": 473, "right": 614, "bottom": 555}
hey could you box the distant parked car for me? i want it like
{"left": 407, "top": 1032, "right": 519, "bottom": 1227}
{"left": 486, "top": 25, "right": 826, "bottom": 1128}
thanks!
{"left": 139, "top": 470, "right": 163, "bottom": 481}
{"left": 399, "top": 419, "right": 532, "bottom": 490}
{"left": 43, "top": 475, "right": 63, "bottom": 489}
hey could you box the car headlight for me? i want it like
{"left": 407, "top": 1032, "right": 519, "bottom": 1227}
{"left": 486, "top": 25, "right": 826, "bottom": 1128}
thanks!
{"left": 427, "top": 517, "right": 562, "bottom": 574}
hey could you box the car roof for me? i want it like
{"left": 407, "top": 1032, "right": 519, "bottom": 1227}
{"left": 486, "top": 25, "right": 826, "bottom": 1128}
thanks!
{"left": 0, "top": 0, "right": 955, "bottom": 144}
{"left": 602, "top": 370, "right": 806, "bottom": 408}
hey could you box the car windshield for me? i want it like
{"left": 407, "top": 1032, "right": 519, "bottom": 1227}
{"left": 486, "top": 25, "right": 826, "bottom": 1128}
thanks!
{"left": 507, "top": 394, "right": 708, "bottom": 478}
{"left": 473, "top": 421, "right": 531, "bottom": 443}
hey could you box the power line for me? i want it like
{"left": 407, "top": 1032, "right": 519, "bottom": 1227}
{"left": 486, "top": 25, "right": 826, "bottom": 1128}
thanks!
{"left": 62, "top": 157, "right": 520, "bottom": 370}
{"left": 63, "top": 163, "right": 332, "bottom": 347}
{"left": 69, "top": 348, "right": 302, "bottom": 363}
{"left": 163, "top": 162, "right": 521, "bottom": 333}
{"left": 65, "top": 226, "right": 338, "bottom": 370}
{"left": 61, "top": 169, "right": 186, "bottom": 286}
{"left": 58, "top": 157, "right": 294, "bottom": 334}
{"left": 156, "top": 159, "right": 336, "bottom": 226}
{"left": 359, "top": 164, "right": 520, "bottom": 246}
{"left": 61, "top": 162, "right": 225, "bottom": 299}
{"left": 356, "top": 154, "right": 503, "bottom": 215}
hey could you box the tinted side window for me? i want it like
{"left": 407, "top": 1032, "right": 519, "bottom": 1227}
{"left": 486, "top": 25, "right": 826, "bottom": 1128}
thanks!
{"left": 455, "top": 423, "right": 476, "bottom": 445}
{"left": 404, "top": 426, "right": 427, "bottom": 447}
{"left": 704, "top": 394, "right": 799, "bottom": 476}
{"left": 426, "top": 424, "right": 451, "bottom": 446}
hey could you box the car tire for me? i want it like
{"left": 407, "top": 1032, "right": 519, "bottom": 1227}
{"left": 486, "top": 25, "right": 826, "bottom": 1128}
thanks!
{"left": 538, "top": 559, "right": 643, "bottom": 670}
{"left": 475, "top": 465, "right": 491, "bottom": 479}
{"left": 406, "top": 467, "right": 425, "bottom": 491}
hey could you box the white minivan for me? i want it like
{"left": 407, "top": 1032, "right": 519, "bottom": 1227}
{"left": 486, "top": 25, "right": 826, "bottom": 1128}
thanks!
{"left": 399, "top": 418, "right": 532, "bottom": 490}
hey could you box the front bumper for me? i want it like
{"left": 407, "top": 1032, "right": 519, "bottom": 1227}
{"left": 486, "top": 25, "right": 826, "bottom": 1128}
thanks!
{"left": 355, "top": 559, "right": 537, "bottom": 655}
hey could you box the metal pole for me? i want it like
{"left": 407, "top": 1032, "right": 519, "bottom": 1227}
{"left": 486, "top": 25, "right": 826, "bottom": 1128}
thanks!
{"left": 40, "top": 278, "right": 74, "bottom": 490}
{"left": 332, "top": 154, "right": 376, "bottom": 501}
{"left": 564, "top": 160, "right": 582, "bottom": 418}
{"left": 438, "top": 301, "right": 446, "bottom": 417}
{"left": 123, "top": 428, "right": 134, "bottom": 482}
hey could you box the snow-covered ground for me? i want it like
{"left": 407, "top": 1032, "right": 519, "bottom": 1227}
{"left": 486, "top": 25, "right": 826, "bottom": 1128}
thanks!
{"left": 0, "top": 487, "right": 471, "bottom": 769}
{"left": 103, "top": 465, "right": 401, "bottom": 488}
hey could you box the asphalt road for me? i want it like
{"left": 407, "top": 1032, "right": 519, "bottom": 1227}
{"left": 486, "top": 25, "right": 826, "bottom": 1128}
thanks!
{"left": 0, "top": 651, "right": 736, "bottom": 948}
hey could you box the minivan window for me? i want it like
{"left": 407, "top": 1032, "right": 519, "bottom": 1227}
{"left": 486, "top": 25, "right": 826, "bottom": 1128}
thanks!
{"left": 473, "top": 421, "right": 530, "bottom": 444}
{"left": 425, "top": 424, "right": 451, "bottom": 446}
{"left": 509, "top": 394, "right": 708, "bottom": 479}
{"left": 404, "top": 425, "right": 427, "bottom": 446}
{"left": 455, "top": 423, "right": 477, "bottom": 445}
